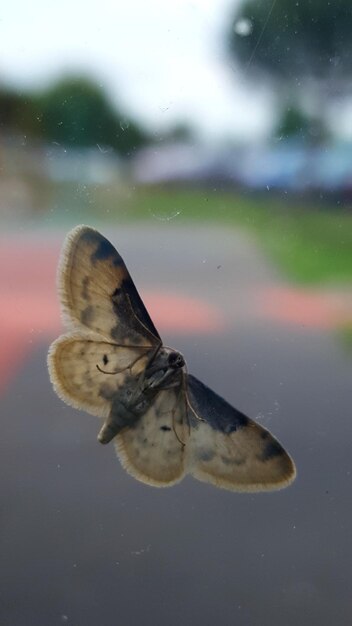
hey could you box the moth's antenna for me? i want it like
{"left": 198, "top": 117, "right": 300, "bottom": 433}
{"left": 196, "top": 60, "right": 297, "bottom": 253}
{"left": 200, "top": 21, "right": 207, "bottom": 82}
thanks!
{"left": 185, "top": 389, "right": 205, "bottom": 424}
{"left": 96, "top": 364, "right": 126, "bottom": 375}
{"left": 180, "top": 367, "right": 205, "bottom": 424}
{"left": 186, "top": 402, "right": 204, "bottom": 423}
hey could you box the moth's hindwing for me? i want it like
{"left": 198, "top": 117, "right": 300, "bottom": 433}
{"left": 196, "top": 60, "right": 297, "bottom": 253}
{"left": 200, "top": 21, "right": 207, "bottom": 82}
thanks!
{"left": 48, "top": 332, "right": 151, "bottom": 418}
{"left": 115, "top": 387, "right": 187, "bottom": 487}
{"left": 58, "top": 225, "right": 160, "bottom": 346}
{"left": 186, "top": 375, "right": 296, "bottom": 492}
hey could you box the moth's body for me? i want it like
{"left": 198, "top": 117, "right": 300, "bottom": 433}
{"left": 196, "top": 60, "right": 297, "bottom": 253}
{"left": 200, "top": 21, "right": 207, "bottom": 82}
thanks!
{"left": 48, "top": 225, "right": 296, "bottom": 492}
{"left": 98, "top": 347, "right": 185, "bottom": 444}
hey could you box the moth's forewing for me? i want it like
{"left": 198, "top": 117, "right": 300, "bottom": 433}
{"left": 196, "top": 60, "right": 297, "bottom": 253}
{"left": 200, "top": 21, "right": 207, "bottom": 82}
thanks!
{"left": 115, "top": 386, "right": 187, "bottom": 487}
{"left": 48, "top": 332, "right": 151, "bottom": 418}
{"left": 48, "top": 225, "right": 161, "bottom": 425}
{"left": 186, "top": 375, "right": 296, "bottom": 492}
{"left": 57, "top": 225, "right": 161, "bottom": 345}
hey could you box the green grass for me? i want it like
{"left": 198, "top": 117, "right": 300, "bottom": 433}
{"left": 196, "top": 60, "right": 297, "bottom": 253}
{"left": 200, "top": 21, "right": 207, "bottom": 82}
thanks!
{"left": 46, "top": 183, "right": 352, "bottom": 285}
{"left": 337, "top": 325, "right": 352, "bottom": 353}
{"left": 116, "top": 187, "right": 352, "bottom": 285}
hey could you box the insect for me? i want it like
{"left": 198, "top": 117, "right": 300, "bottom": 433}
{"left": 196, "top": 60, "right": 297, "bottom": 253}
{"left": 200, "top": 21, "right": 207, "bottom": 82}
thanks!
{"left": 48, "top": 225, "right": 296, "bottom": 492}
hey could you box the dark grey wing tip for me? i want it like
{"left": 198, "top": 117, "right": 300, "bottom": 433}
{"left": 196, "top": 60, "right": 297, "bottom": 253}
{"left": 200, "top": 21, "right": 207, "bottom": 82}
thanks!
{"left": 78, "top": 226, "right": 161, "bottom": 343}
{"left": 186, "top": 374, "right": 249, "bottom": 433}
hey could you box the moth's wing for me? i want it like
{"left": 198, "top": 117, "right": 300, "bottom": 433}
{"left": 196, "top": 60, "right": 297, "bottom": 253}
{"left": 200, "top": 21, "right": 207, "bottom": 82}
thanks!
{"left": 115, "top": 387, "right": 187, "bottom": 487}
{"left": 186, "top": 375, "right": 296, "bottom": 492}
{"left": 48, "top": 332, "right": 151, "bottom": 418}
{"left": 58, "top": 225, "right": 161, "bottom": 346}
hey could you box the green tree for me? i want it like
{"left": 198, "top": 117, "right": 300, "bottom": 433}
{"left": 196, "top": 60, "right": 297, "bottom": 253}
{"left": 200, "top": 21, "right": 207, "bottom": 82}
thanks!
{"left": 228, "top": 0, "right": 352, "bottom": 139}
{"left": 32, "top": 76, "right": 148, "bottom": 154}
{"left": 0, "top": 78, "right": 149, "bottom": 154}
{"left": 229, "top": 0, "right": 352, "bottom": 86}
{"left": 0, "top": 87, "right": 37, "bottom": 136}
{"left": 274, "top": 104, "right": 329, "bottom": 144}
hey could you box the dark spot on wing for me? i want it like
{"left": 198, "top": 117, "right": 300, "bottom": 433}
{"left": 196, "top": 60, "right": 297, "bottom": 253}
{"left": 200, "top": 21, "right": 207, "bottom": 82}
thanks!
{"left": 160, "top": 425, "right": 171, "bottom": 432}
{"left": 81, "top": 276, "right": 91, "bottom": 301}
{"left": 82, "top": 230, "right": 160, "bottom": 342}
{"left": 103, "top": 354, "right": 109, "bottom": 365}
{"left": 83, "top": 372, "right": 93, "bottom": 387}
{"left": 112, "top": 253, "right": 125, "bottom": 267}
{"left": 81, "top": 305, "right": 94, "bottom": 326}
{"left": 223, "top": 422, "right": 245, "bottom": 434}
{"left": 260, "top": 440, "right": 285, "bottom": 462}
{"left": 98, "top": 384, "right": 115, "bottom": 400}
{"left": 110, "top": 283, "right": 158, "bottom": 344}
{"left": 198, "top": 448, "right": 215, "bottom": 462}
{"left": 221, "top": 455, "right": 246, "bottom": 466}
{"left": 118, "top": 278, "right": 160, "bottom": 341}
{"left": 90, "top": 236, "right": 124, "bottom": 267}
{"left": 92, "top": 238, "right": 113, "bottom": 262}
{"left": 261, "top": 431, "right": 269, "bottom": 440}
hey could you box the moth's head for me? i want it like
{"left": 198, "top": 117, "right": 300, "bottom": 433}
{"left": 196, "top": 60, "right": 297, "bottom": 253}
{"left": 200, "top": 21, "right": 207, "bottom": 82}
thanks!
{"left": 168, "top": 351, "right": 185, "bottom": 369}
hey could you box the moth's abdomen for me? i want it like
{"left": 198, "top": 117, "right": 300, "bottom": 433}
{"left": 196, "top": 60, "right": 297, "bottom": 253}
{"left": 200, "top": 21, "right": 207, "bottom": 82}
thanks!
{"left": 98, "top": 397, "right": 142, "bottom": 444}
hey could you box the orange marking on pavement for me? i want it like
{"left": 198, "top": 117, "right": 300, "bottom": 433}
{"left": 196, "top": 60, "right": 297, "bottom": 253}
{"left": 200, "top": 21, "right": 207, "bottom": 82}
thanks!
{"left": 258, "top": 287, "right": 352, "bottom": 329}
{"left": 0, "top": 236, "right": 224, "bottom": 393}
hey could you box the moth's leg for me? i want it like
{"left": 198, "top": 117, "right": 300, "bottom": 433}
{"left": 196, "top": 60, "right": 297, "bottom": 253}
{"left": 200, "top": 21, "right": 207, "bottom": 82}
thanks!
{"left": 183, "top": 369, "right": 205, "bottom": 424}
{"left": 171, "top": 406, "right": 186, "bottom": 447}
{"left": 153, "top": 371, "right": 193, "bottom": 445}
{"left": 134, "top": 341, "right": 163, "bottom": 392}
{"left": 157, "top": 380, "right": 188, "bottom": 447}
{"left": 179, "top": 362, "right": 203, "bottom": 424}
{"left": 143, "top": 360, "right": 185, "bottom": 392}
{"left": 155, "top": 380, "right": 181, "bottom": 391}
{"left": 185, "top": 395, "right": 205, "bottom": 423}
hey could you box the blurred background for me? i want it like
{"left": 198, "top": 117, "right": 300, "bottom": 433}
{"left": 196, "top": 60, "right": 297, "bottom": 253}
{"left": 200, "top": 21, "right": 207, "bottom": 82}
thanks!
{"left": 1, "top": 1, "right": 352, "bottom": 625}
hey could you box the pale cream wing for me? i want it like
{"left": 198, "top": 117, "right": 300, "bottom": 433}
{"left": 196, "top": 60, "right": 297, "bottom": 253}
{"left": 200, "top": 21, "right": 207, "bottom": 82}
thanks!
{"left": 48, "top": 332, "right": 150, "bottom": 418}
{"left": 115, "top": 387, "right": 187, "bottom": 487}
{"left": 186, "top": 375, "right": 296, "bottom": 492}
{"left": 58, "top": 225, "right": 161, "bottom": 346}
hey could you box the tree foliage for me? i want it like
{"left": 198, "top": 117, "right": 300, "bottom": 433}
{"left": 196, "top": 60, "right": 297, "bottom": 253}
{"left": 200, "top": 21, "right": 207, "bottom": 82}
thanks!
{"left": 229, "top": 0, "right": 352, "bottom": 86}
{"left": 0, "top": 87, "right": 37, "bottom": 135}
{"left": 274, "top": 105, "right": 329, "bottom": 144}
{"left": 0, "top": 77, "right": 149, "bottom": 154}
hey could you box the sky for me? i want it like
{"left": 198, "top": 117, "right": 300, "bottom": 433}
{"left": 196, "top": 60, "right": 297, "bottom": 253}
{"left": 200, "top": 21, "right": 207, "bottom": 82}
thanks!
{"left": 0, "top": 0, "right": 273, "bottom": 141}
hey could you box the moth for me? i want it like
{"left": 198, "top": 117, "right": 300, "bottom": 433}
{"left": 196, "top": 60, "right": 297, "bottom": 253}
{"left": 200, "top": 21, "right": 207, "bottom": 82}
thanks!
{"left": 48, "top": 225, "right": 296, "bottom": 492}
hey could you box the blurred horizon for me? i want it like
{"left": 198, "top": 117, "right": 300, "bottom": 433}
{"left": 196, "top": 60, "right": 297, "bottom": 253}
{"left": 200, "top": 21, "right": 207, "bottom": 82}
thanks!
{"left": 3, "top": 0, "right": 352, "bottom": 221}
{"left": 2, "top": 0, "right": 352, "bottom": 144}
{"left": 1, "top": 0, "right": 264, "bottom": 143}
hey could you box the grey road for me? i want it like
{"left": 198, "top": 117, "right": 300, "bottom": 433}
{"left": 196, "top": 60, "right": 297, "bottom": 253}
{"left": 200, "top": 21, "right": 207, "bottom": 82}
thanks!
{"left": 1, "top": 223, "right": 351, "bottom": 626}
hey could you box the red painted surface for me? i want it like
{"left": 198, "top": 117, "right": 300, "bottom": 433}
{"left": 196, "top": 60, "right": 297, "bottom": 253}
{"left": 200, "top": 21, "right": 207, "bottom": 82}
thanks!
{"left": 258, "top": 287, "right": 352, "bottom": 329}
{"left": 0, "top": 236, "right": 224, "bottom": 393}
{"left": 1, "top": 234, "right": 351, "bottom": 393}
